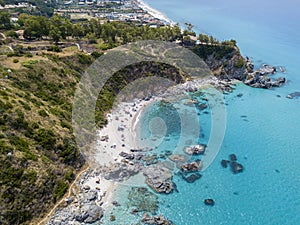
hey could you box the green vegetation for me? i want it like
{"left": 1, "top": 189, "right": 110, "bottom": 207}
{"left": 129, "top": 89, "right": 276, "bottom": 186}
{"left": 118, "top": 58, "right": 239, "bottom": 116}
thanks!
{"left": 235, "top": 57, "right": 245, "bottom": 68}
{"left": 0, "top": 7, "right": 246, "bottom": 225}
{"left": 0, "top": 56, "right": 86, "bottom": 225}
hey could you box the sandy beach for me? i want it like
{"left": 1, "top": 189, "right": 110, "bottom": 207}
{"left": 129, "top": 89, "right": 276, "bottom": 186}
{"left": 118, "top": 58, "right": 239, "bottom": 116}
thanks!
{"left": 80, "top": 97, "right": 159, "bottom": 207}
{"left": 136, "top": 0, "right": 175, "bottom": 25}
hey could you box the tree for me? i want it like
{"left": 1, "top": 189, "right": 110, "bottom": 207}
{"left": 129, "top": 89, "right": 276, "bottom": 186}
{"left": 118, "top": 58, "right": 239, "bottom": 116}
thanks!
{"left": 0, "top": 11, "right": 11, "bottom": 29}
{"left": 49, "top": 25, "right": 61, "bottom": 44}
{"left": 198, "top": 33, "right": 209, "bottom": 43}
{"left": 50, "top": 15, "right": 72, "bottom": 40}
{"left": 72, "top": 24, "right": 84, "bottom": 39}
{"left": 22, "top": 15, "right": 49, "bottom": 39}
{"left": 183, "top": 22, "right": 196, "bottom": 36}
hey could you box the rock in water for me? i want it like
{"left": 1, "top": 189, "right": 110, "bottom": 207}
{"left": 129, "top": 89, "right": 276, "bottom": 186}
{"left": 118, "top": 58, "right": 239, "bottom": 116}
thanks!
{"left": 142, "top": 213, "right": 174, "bottom": 225}
{"left": 143, "top": 166, "right": 175, "bottom": 194}
{"left": 230, "top": 161, "right": 244, "bottom": 174}
{"left": 168, "top": 154, "right": 188, "bottom": 163}
{"left": 178, "top": 171, "right": 202, "bottom": 183}
{"left": 229, "top": 154, "right": 237, "bottom": 161}
{"left": 287, "top": 92, "right": 300, "bottom": 99}
{"left": 181, "top": 160, "right": 203, "bottom": 173}
{"left": 221, "top": 159, "right": 229, "bottom": 168}
{"left": 183, "top": 144, "right": 206, "bottom": 155}
{"left": 128, "top": 187, "right": 158, "bottom": 214}
{"left": 204, "top": 199, "right": 215, "bottom": 206}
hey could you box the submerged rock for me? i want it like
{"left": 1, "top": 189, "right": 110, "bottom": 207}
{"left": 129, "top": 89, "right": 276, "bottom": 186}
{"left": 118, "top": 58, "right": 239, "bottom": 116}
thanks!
{"left": 177, "top": 171, "right": 202, "bottom": 183}
{"left": 204, "top": 199, "right": 215, "bottom": 206}
{"left": 168, "top": 154, "right": 188, "bottom": 163}
{"left": 128, "top": 187, "right": 158, "bottom": 214}
{"left": 287, "top": 92, "right": 300, "bottom": 99}
{"left": 198, "top": 103, "right": 208, "bottom": 110}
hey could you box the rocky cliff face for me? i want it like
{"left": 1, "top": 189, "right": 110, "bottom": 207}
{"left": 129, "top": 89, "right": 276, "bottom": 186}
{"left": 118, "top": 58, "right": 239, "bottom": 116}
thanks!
{"left": 192, "top": 44, "right": 286, "bottom": 89}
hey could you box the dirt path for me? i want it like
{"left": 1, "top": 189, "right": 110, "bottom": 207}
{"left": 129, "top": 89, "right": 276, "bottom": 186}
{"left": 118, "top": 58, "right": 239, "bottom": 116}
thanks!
{"left": 35, "top": 164, "right": 89, "bottom": 225}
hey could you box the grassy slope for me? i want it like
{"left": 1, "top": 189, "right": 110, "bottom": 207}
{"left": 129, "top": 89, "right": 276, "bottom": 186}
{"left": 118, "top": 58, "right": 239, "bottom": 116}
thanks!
{"left": 0, "top": 53, "right": 88, "bottom": 225}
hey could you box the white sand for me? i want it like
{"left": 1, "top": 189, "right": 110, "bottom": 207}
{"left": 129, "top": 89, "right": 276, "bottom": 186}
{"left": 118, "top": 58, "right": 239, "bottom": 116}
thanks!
{"left": 94, "top": 98, "right": 158, "bottom": 166}
{"left": 81, "top": 97, "right": 158, "bottom": 208}
{"left": 137, "top": 0, "right": 175, "bottom": 25}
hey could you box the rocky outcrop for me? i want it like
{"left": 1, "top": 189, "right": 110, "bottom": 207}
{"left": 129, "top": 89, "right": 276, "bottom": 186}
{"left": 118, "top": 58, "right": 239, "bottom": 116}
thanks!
{"left": 230, "top": 161, "right": 244, "bottom": 174}
{"left": 143, "top": 166, "right": 175, "bottom": 194}
{"left": 47, "top": 186, "right": 103, "bottom": 225}
{"left": 244, "top": 73, "right": 286, "bottom": 89}
{"left": 184, "top": 144, "right": 206, "bottom": 155}
{"left": 181, "top": 160, "right": 203, "bottom": 173}
{"left": 221, "top": 154, "right": 244, "bottom": 174}
{"left": 75, "top": 202, "right": 103, "bottom": 224}
{"left": 142, "top": 213, "right": 174, "bottom": 225}
{"left": 198, "top": 45, "right": 287, "bottom": 90}
{"left": 221, "top": 159, "right": 229, "bottom": 168}
{"left": 177, "top": 171, "right": 202, "bottom": 183}
{"left": 104, "top": 163, "right": 141, "bottom": 182}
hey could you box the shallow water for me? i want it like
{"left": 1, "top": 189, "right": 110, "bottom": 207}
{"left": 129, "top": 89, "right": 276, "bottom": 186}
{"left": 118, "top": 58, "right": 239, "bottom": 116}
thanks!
{"left": 99, "top": 1, "right": 300, "bottom": 224}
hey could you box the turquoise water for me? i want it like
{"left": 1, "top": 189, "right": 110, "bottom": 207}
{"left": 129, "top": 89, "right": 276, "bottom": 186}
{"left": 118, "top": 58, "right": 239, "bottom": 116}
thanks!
{"left": 101, "top": 1, "right": 300, "bottom": 224}
{"left": 140, "top": 1, "right": 300, "bottom": 224}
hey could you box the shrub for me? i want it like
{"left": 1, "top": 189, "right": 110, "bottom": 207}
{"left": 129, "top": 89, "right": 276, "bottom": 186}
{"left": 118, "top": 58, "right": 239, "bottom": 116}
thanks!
{"left": 235, "top": 57, "right": 245, "bottom": 68}
{"left": 91, "top": 51, "right": 103, "bottom": 58}
{"left": 6, "top": 31, "right": 18, "bottom": 38}
{"left": 47, "top": 45, "right": 62, "bottom": 52}
{"left": 38, "top": 109, "right": 48, "bottom": 117}
{"left": 13, "top": 58, "right": 19, "bottom": 63}
{"left": 53, "top": 180, "right": 68, "bottom": 200}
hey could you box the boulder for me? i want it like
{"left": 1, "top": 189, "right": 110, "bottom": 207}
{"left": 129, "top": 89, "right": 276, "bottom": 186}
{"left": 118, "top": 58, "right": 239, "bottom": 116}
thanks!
{"left": 230, "top": 161, "right": 244, "bottom": 174}
{"left": 229, "top": 154, "right": 237, "bottom": 161}
{"left": 142, "top": 213, "right": 174, "bottom": 225}
{"left": 143, "top": 166, "right": 175, "bottom": 194}
{"left": 221, "top": 159, "right": 229, "bottom": 168}
{"left": 86, "top": 191, "right": 97, "bottom": 201}
{"left": 178, "top": 171, "right": 202, "bottom": 183}
{"left": 181, "top": 160, "right": 203, "bottom": 173}
{"left": 204, "top": 199, "right": 215, "bottom": 206}
{"left": 184, "top": 144, "right": 206, "bottom": 155}
{"left": 80, "top": 203, "right": 103, "bottom": 224}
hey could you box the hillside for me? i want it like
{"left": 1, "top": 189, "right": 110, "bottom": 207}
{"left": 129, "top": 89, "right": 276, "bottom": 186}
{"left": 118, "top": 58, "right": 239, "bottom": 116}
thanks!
{"left": 0, "top": 14, "right": 250, "bottom": 224}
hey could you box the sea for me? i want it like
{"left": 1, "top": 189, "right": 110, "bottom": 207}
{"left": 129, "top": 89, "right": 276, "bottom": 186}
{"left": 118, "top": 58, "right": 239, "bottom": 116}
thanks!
{"left": 100, "top": 0, "right": 300, "bottom": 224}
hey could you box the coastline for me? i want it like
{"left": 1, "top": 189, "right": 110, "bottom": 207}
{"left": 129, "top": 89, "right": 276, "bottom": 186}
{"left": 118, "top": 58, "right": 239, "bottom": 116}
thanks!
{"left": 45, "top": 96, "right": 160, "bottom": 224}
{"left": 136, "top": 0, "right": 176, "bottom": 26}
{"left": 45, "top": 75, "right": 220, "bottom": 224}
